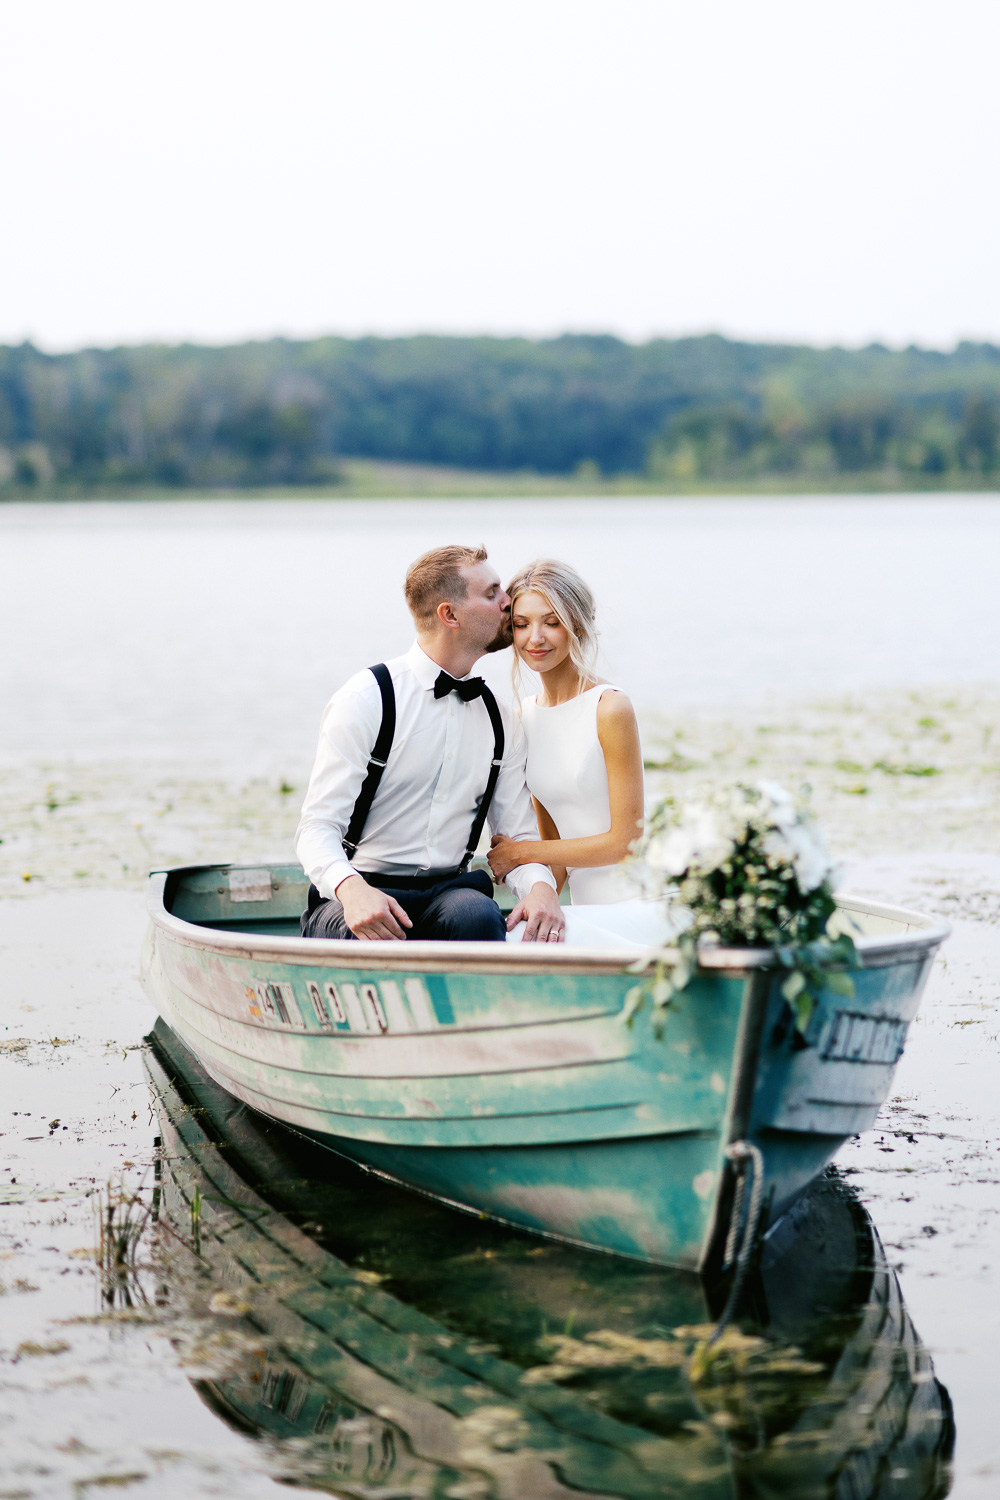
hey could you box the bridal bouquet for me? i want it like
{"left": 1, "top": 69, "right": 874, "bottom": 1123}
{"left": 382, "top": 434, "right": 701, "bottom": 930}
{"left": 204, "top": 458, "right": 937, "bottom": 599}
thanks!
{"left": 627, "top": 781, "right": 857, "bottom": 1032}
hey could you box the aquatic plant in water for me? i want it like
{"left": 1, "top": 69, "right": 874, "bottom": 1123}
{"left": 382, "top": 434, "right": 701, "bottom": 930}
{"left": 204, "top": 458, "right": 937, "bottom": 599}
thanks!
{"left": 95, "top": 1180, "right": 154, "bottom": 1309}
{"left": 628, "top": 781, "right": 858, "bottom": 1033}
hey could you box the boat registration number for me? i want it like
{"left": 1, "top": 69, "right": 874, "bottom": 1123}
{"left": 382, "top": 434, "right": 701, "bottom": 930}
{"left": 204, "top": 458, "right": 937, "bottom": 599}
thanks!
{"left": 821, "top": 1010, "right": 908, "bottom": 1066}
{"left": 245, "top": 976, "right": 438, "bottom": 1033}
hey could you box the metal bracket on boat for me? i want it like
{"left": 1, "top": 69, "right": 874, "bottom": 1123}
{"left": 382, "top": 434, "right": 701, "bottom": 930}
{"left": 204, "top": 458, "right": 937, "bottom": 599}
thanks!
{"left": 709, "top": 1140, "right": 766, "bottom": 1345}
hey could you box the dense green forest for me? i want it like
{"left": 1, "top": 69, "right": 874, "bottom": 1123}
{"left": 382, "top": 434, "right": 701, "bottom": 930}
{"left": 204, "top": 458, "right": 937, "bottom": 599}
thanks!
{"left": 2, "top": 332, "right": 1000, "bottom": 492}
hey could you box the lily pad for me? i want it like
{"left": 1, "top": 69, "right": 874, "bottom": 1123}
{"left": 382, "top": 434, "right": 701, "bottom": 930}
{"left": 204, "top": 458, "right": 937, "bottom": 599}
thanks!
{"left": 0, "top": 1184, "right": 93, "bottom": 1205}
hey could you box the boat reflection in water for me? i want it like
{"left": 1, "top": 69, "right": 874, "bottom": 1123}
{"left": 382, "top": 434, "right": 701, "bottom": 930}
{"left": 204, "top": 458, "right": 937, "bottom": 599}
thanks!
{"left": 146, "top": 1019, "right": 954, "bottom": 1500}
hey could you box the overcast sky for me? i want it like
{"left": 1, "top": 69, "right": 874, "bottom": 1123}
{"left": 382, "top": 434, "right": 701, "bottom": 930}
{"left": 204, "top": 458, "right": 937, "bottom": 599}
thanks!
{"left": 3, "top": 0, "right": 998, "bottom": 354}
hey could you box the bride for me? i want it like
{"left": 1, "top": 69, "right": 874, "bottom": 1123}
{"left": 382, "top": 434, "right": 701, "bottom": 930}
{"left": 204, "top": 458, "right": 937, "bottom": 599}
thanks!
{"left": 489, "top": 559, "right": 673, "bottom": 949}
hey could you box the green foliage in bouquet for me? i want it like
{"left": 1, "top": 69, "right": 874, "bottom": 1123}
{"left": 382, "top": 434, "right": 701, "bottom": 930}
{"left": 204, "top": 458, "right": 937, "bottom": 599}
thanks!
{"left": 625, "top": 781, "right": 858, "bottom": 1035}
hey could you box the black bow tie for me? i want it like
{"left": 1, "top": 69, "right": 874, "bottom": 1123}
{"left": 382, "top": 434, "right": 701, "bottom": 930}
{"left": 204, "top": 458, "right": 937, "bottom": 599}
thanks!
{"left": 434, "top": 671, "right": 485, "bottom": 702}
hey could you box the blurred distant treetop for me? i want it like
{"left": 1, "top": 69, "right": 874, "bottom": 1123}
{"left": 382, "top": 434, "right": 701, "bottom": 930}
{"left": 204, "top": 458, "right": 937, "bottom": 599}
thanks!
{"left": 2, "top": 332, "right": 999, "bottom": 491}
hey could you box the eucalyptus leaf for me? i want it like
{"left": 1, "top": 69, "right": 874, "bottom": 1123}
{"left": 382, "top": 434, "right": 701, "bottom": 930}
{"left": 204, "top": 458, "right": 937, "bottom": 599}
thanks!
{"left": 792, "top": 990, "right": 815, "bottom": 1033}
{"left": 622, "top": 986, "right": 646, "bottom": 1026}
{"left": 673, "top": 956, "right": 694, "bottom": 990}
{"left": 781, "top": 970, "right": 806, "bottom": 1001}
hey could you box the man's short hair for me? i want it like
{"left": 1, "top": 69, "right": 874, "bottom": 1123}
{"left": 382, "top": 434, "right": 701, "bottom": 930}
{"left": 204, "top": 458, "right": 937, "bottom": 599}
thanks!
{"left": 404, "top": 544, "right": 488, "bottom": 625}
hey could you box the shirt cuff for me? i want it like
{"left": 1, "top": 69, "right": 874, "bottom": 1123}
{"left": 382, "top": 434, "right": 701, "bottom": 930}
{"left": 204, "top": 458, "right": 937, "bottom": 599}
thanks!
{"left": 505, "top": 862, "right": 558, "bottom": 901}
{"left": 318, "top": 859, "right": 358, "bottom": 900}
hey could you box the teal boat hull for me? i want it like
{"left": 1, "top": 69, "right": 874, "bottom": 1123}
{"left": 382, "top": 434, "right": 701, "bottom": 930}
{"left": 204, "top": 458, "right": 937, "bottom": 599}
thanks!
{"left": 140, "top": 863, "right": 949, "bottom": 1271}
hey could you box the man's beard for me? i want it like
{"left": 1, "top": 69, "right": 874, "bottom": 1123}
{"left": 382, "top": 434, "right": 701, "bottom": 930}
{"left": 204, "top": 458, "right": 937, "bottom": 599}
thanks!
{"left": 483, "top": 613, "right": 513, "bottom": 654}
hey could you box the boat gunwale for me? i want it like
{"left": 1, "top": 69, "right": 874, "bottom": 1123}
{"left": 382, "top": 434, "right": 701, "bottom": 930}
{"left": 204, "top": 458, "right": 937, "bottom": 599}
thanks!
{"left": 146, "top": 870, "right": 951, "bottom": 975}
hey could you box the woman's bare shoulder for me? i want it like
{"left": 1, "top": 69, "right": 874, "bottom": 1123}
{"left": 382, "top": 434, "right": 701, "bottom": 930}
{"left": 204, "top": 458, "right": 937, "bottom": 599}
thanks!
{"left": 595, "top": 686, "right": 635, "bottom": 720}
{"left": 596, "top": 689, "right": 638, "bottom": 752}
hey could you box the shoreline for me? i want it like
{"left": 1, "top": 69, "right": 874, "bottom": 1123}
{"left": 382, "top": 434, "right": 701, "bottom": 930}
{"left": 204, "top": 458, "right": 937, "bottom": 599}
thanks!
{"left": 4, "top": 465, "right": 1000, "bottom": 505}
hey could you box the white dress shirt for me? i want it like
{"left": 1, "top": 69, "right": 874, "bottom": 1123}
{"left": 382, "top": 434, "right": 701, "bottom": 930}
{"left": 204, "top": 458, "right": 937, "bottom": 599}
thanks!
{"left": 295, "top": 641, "right": 557, "bottom": 902}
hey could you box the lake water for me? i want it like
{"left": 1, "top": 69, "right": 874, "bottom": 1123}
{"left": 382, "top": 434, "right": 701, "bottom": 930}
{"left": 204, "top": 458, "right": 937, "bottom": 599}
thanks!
{"left": 3, "top": 494, "right": 1000, "bottom": 766}
{"left": 3, "top": 493, "right": 1000, "bottom": 1498}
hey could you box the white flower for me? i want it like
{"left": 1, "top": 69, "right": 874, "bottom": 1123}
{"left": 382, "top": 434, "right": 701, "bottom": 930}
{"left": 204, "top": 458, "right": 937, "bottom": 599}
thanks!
{"left": 641, "top": 799, "right": 735, "bottom": 878}
{"left": 643, "top": 831, "right": 686, "bottom": 874}
{"left": 795, "top": 833, "right": 837, "bottom": 893}
{"left": 679, "top": 803, "right": 736, "bottom": 874}
{"left": 755, "top": 780, "right": 798, "bottom": 830}
{"left": 765, "top": 819, "right": 833, "bottom": 893}
{"left": 762, "top": 827, "right": 795, "bottom": 866}
{"left": 757, "top": 779, "right": 793, "bottom": 807}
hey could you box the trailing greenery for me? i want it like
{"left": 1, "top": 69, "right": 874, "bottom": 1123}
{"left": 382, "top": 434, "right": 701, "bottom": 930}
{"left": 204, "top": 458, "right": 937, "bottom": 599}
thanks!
{"left": 2, "top": 332, "right": 1000, "bottom": 493}
{"left": 626, "top": 782, "right": 858, "bottom": 1035}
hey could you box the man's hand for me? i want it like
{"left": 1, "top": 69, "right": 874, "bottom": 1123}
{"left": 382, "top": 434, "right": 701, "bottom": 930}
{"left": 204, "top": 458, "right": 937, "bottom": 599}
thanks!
{"left": 336, "top": 874, "right": 412, "bottom": 941}
{"left": 506, "top": 882, "right": 566, "bottom": 943}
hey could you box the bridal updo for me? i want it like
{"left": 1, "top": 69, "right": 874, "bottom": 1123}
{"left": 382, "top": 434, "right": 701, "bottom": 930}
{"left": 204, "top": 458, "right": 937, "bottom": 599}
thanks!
{"left": 506, "top": 558, "right": 600, "bottom": 688}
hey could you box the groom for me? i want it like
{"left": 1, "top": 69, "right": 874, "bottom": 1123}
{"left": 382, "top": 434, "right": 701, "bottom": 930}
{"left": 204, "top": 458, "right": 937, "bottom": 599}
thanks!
{"left": 296, "top": 544, "right": 566, "bottom": 943}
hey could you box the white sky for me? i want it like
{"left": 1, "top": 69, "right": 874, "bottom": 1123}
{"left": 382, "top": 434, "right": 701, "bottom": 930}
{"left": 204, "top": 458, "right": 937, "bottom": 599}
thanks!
{"left": 3, "top": 0, "right": 998, "bottom": 353}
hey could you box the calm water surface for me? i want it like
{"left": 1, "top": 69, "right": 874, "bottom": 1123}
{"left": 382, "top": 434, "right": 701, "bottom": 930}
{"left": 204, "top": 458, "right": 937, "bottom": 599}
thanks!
{"left": 2, "top": 494, "right": 1000, "bottom": 765}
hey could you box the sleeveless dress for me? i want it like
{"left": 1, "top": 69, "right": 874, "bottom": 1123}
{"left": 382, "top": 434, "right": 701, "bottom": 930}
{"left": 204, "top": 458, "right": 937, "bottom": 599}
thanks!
{"left": 507, "top": 684, "right": 676, "bottom": 950}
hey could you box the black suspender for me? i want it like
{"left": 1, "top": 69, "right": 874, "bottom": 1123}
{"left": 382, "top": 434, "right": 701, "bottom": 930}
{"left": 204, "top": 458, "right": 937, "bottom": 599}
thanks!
{"left": 341, "top": 664, "right": 506, "bottom": 874}
{"left": 459, "top": 683, "right": 504, "bottom": 872}
{"left": 342, "top": 663, "right": 395, "bottom": 858}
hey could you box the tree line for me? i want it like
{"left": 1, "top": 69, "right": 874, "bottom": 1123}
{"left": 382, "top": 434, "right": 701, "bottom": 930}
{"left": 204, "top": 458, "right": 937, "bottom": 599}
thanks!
{"left": 2, "top": 332, "right": 999, "bottom": 491}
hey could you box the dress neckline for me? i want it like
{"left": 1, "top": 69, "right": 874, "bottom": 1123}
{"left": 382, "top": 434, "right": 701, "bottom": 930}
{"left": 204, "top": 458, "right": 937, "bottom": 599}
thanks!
{"left": 532, "top": 682, "right": 613, "bottom": 711}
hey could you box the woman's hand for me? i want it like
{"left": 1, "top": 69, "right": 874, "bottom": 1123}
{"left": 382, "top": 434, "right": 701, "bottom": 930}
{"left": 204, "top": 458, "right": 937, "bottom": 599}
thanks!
{"left": 488, "top": 833, "right": 523, "bottom": 882}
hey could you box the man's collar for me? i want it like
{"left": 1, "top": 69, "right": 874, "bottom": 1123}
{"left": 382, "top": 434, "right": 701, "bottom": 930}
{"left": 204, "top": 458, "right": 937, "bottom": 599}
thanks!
{"left": 404, "top": 641, "right": 441, "bottom": 690}
{"left": 405, "top": 640, "right": 478, "bottom": 690}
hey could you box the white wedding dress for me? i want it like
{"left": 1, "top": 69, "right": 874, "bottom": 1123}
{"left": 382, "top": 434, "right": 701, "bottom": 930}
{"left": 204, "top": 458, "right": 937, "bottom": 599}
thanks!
{"left": 506, "top": 683, "right": 675, "bottom": 950}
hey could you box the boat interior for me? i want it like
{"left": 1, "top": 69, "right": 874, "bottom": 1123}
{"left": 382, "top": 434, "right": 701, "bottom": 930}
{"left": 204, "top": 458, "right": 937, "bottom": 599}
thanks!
{"left": 160, "top": 862, "right": 934, "bottom": 945}
{"left": 163, "top": 861, "right": 522, "bottom": 938}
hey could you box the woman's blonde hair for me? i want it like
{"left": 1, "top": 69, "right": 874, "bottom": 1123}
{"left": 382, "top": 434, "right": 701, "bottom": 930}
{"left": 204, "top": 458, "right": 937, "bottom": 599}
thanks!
{"left": 505, "top": 558, "right": 600, "bottom": 691}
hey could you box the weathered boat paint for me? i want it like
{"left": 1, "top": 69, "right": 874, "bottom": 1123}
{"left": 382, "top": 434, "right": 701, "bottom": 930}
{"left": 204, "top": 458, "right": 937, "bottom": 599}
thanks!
{"left": 140, "top": 862, "right": 949, "bottom": 1270}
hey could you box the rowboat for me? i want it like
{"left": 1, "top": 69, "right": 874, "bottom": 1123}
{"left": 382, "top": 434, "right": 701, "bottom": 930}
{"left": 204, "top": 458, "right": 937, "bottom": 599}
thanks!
{"left": 145, "top": 1020, "right": 955, "bottom": 1500}
{"left": 140, "top": 860, "right": 949, "bottom": 1273}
